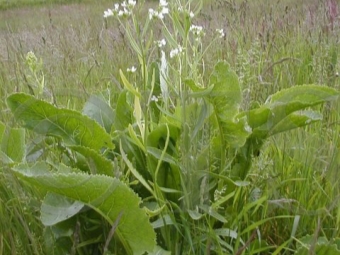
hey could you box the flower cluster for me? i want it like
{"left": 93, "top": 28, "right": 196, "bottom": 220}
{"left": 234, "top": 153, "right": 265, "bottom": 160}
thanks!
{"left": 190, "top": 25, "right": 204, "bottom": 40}
{"left": 103, "top": 0, "right": 136, "bottom": 18}
{"left": 177, "top": 5, "right": 194, "bottom": 18}
{"left": 149, "top": 0, "right": 169, "bottom": 20}
{"left": 213, "top": 186, "right": 227, "bottom": 202}
{"left": 127, "top": 66, "right": 137, "bottom": 73}
{"left": 170, "top": 45, "right": 183, "bottom": 58}
{"left": 155, "top": 39, "right": 166, "bottom": 48}
{"left": 216, "top": 28, "right": 225, "bottom": 39}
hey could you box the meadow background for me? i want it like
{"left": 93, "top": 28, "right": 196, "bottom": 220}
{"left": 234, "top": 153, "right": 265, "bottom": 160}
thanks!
{"left": 0, "top": 0, "right": 340, "bottom": 254}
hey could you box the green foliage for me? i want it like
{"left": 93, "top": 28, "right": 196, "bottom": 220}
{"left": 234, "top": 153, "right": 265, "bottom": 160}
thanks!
{"left": 7, "top": 93, "right": 114, "bottom": 150}
{"left": 0, "top": 121, "right": 25, "bottom": 163}
{"left": 5, "top": 93, "right": 156, "bottom": 254}
{"left": 2, "top": 0, "right": 340, "bottom": 254}
{"left": 83, "top": 94, "right": 115, "bottom": 133}
{"left": 241, "top": 85, "right": 339, "bottom": 138}
{"left": 13, "top": 162, "right": 156, "bottom": 255}
{"left": 209, "top": 61, "right": 251, "bottom": 148}
{"left": 295, "top": 235, "right": 340, "bottom": 255}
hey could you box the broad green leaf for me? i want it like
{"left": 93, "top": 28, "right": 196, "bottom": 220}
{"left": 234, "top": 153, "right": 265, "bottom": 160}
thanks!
{"left": 120, "top": 142, "right": 154, "bottom": 196}
{"left": 1, "top": 126, "right": 25, "bottom": 162}
{"left": 68, "top": 145, "right": 114, "bottom": 176}
{"left": 7, "top": 93, "right": 113, "bottom": 150}
{"left": 270, "top": 84, "right": 338, "bottom": 107}
{"left": 147, "top": 124, "right": 180, "bottom": 148}
{"left": 83, "top": 95, "right": 115, "bottom": 133}
{"left": 191, "top": 101, "right": 212, "bottom": 142}
{"left": 41, "top": 193, "right": 84, "bottom": 226}
{"left": 185, "top": 79, "right": 215, "bottom": 98}
{"left": 13, "top": 162, "right": 156, "bottom": 255}
{"left": 146, "top": 124, "right": 181, "bottom": 201}
{"left": 269, "top": 110, "right": 322, "bottom": 136}
{"left": 114, "top": 91, "right": 132, "bottom": 131}
{"left": 209, "top": 61, "right": 251, "bottom": 147}
{"left": 240, "top": 85, "right": 339, "bottom": 136}
{"left": 209, "top": 61, "right": 241, "bottom": 120}
{"left": 0, "top": 151, "right": 14, "bottom": 164}
{"left": 147, "top": 147, "right": 178, "bottom": 166}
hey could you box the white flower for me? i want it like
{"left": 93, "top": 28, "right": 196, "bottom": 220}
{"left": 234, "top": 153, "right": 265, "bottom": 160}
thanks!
{"left": 161, "top": 6, "right": 169, "bottom": 15}
{"left": 157, "top": 12, "right": 165, "bottom": 20}
{"left": 127, "top": 66, "right": 137, "bottom": 73}
{"left": 155, "top": 39, "right": 166, "bottom": 48}
{"left": 127, "top": 0, "right": 136, "bottom": 8}
{"left": 121, "top": 0, "right": 136, "bottom": 9}
{"left": 151, "top": 95, "right": 159, "bottom": 102}
{"left": 190, "top": 25, "right": 204, "bottom": 38}
{"left": 118, "top": 9, "right": 124, "bottom": 16}
{"left": 148, "top": 9, "right": 154, "bottom": 19}
{"left": 121, "top": 0, "right": 127, "bottom": 7}
{"left": 121, "top": 0, "right": 136, "bottom": 10}
{"left": 103, "top": 9, "right": 114, "bottom": 18}
{"left": 177, "top": 5, "right": 194, "bottom": 18}
{"left": 104, "top": 1, "right": 135, "bottom": 18}
{"left": 216, "top": 28, "right": 225, "bottom": 38}
{"left": 149, "top": 0, "right": 169, "bottom": 20}
{"left": 170, "top": 45, "right": 183, "bottom": 58}
{"left": 160, "top": 0, "right": 168, "bottom": 7}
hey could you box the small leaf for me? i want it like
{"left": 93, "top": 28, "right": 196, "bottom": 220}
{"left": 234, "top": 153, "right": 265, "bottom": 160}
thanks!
{"left": 83, "top": 95, "right": 115, "bottom": 133}
{"left": 149, "top": 246, "right": 171, "bottom": 255}
{"left": 147, "top": 147, "right": 178, "bottom": 166}
{"left": 41, "top": 193, "right": 84, "bottom": 226}
{"left": 134, "top": 94, "right": 144, "bottom": 139}
{"left": 119, "top": 70, "right": 141, "bottom": 98}
{"left": 0, "top": 151, "right": 14, "bottom": 164}
{"left": 199, "top": 204, "right": 228, "bottom": 223}
{"left": 214, "top": 228, "right": 241, "bottom": 241}
{"left": 115, "top": 91, "right": 132, "bottom": 131}
{"left": 128, "top": 124, "right": 146, "bottom": 152}
{"left": 120, "top": 142, "right": 154, "bottom": 196}
{"left": 13, "top": 162, "right": 156, "bottom": 255}
{"left": 1, "top": 126, "right": 25, "bottom": 162}
{"left": 187, "top": 209, "right": 203, "bottom": 220}
{"left": 7, "top": 93, "right": 113, "bottom": 150}
{"left": 185, "top": 79, "right": 215, "bottom": 98}
{"left": 68, "top": 145, "right": 114, "bottom": 176}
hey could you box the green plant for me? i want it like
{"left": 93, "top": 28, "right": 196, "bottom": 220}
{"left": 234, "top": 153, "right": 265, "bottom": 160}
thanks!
{"left": 2, "top": 0, "right": 340, "bottom": 254}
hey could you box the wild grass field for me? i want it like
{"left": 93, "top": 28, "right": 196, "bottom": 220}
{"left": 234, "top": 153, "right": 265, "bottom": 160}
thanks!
{"left": 0, "top": 0, "right": 340, "bottom": 254}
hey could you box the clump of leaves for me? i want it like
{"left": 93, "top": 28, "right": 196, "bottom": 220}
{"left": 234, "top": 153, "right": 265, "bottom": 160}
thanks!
{"left": 2, "top": 0, "right": 340, "bottom": 254}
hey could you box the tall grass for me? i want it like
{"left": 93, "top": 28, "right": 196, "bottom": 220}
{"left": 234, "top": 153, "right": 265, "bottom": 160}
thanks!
{"left": 0, "top": 0, "right": 339, "bottom": 254}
